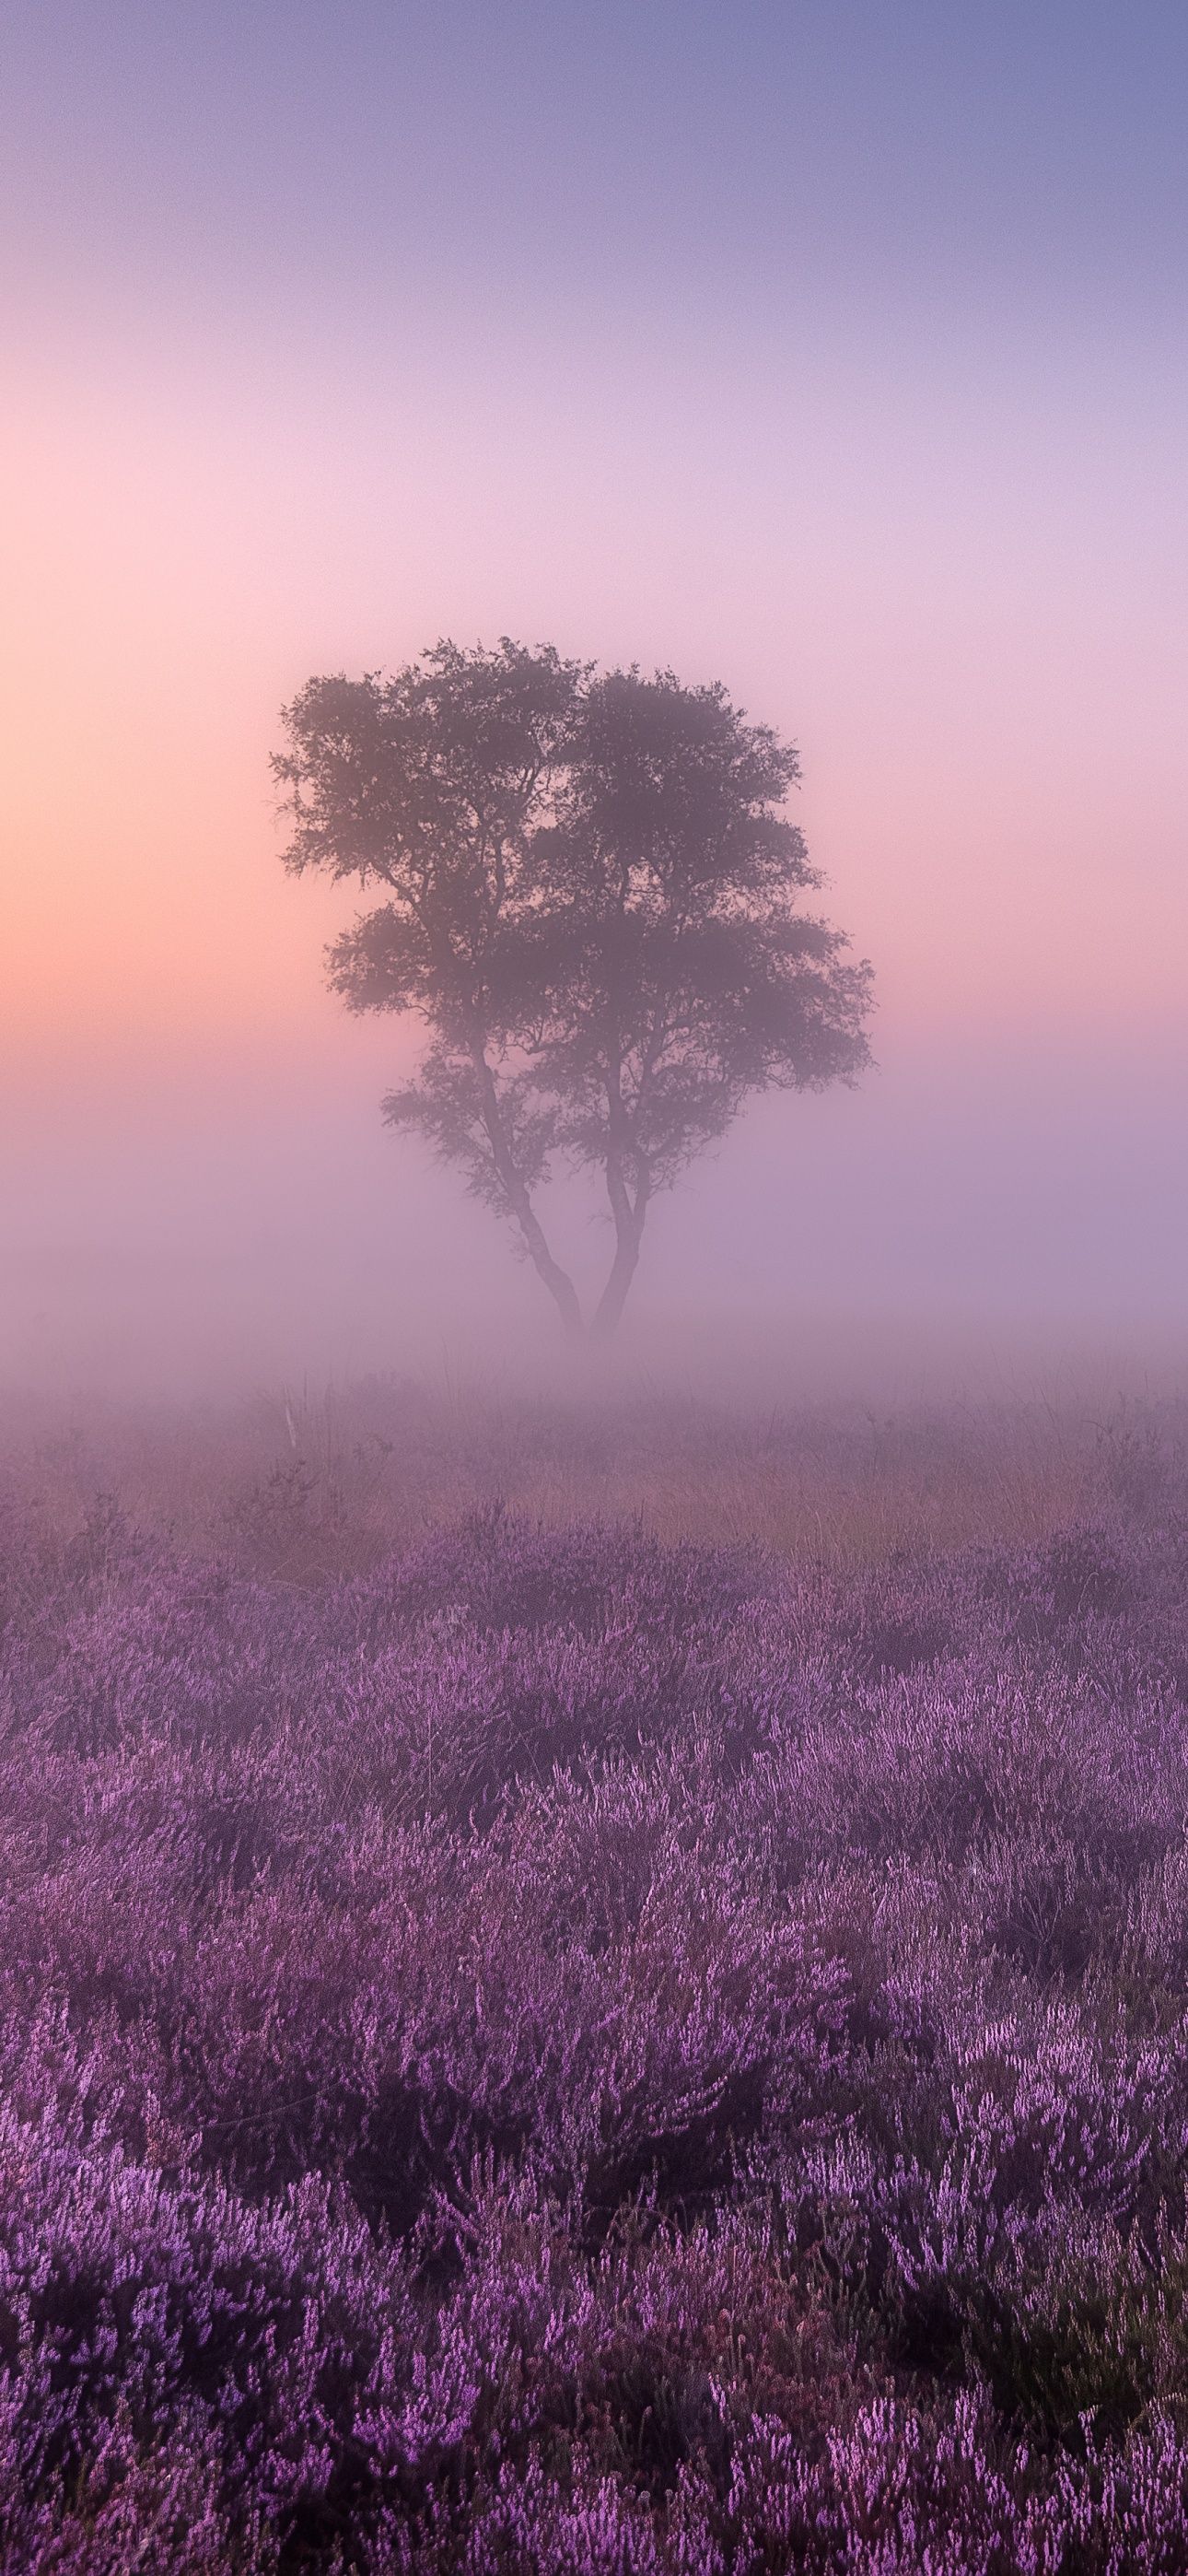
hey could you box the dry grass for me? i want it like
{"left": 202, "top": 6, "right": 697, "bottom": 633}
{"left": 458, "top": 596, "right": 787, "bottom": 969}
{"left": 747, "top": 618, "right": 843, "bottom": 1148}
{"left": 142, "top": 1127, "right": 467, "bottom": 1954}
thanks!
{"left": 2, "top": 1376, "right": 1181, "bottom": 1582}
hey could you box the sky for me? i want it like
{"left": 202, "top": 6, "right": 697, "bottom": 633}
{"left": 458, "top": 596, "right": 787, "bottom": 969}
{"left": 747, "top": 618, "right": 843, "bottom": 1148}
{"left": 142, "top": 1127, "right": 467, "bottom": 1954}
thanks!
{"left": 2, "top": 1, "right": 1186, "bottom": 1393}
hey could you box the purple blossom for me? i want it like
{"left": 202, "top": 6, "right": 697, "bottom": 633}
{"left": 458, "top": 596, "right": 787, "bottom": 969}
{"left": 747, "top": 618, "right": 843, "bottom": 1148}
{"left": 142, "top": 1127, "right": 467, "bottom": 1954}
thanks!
{"left": 1, "top": 1489, "right": 1188, "bottom": 2565}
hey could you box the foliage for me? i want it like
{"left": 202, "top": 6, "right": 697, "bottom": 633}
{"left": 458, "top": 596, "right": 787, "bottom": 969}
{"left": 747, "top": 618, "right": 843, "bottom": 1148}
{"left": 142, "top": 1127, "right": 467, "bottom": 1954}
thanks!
{"left": 274, "top": 643, "right": 871, "bottom": 1339}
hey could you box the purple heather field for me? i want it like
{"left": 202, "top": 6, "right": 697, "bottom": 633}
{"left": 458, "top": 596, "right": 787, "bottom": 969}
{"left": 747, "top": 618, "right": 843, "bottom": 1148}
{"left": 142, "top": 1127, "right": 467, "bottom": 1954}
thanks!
{"left": 8, "top": 6, "right": 1188, "bottom": 2572}
{"left": 3, "top": 1390, "right": 1188, "bottom": 2571}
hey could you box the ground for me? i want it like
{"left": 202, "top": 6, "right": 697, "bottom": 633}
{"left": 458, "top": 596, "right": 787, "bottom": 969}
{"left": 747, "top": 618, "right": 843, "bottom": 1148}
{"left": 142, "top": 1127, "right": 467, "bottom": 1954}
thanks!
{"left": 1, "top": 1388, "right": 1186, "bottom": 2569}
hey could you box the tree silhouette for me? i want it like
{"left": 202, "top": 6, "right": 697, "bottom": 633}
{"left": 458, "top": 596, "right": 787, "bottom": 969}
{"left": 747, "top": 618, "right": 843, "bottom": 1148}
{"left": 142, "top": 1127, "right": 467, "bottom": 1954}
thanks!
{"left": 274, "top": 639, "right": 872, "bottom": 1342}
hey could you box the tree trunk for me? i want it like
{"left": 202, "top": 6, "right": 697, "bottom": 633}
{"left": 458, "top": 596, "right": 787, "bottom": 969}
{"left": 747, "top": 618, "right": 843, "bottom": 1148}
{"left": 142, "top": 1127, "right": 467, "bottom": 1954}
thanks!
{"left": 589, "top": 1227, "right": 643, "bottom": 1341}
{"left": 468, "top": 1037, "right": 586, "bottom": 1344}
{"left": 590, "top": 1150, "right": 649, "bottom": 1343}
{"left": 515, "top": 1201, "right": 587, "bottom": 1345}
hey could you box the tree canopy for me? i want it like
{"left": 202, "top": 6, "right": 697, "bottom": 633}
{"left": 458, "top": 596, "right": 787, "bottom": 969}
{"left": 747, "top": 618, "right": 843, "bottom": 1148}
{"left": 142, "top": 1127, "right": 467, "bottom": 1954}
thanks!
{"left": 274, "top": 639, "right": 873, "bottom": 1341}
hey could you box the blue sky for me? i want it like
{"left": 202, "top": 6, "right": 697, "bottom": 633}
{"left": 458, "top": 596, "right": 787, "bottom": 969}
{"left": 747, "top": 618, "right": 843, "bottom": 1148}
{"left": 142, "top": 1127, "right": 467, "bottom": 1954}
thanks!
{"left": 6, "top": 2, "right": 1187, "bottom": 331}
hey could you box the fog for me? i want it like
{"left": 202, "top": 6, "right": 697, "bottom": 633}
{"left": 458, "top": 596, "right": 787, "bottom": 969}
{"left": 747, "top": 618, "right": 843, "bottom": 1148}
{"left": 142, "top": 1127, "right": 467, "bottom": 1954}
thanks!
{"left": 5, "top": 1020, "right": 1185, "bottom": 1409}
{"left": 4, "top": 3, "right": 1186, "bottom": 1420}
{"left": 6, "top": 22, "right": 1188, "bottom": 2555}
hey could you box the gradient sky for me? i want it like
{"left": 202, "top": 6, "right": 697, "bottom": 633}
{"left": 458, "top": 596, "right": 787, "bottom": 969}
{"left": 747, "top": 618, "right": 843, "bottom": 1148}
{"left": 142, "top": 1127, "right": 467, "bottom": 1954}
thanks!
{"left": 3, "top": 2, "right": 1186, "bottom": 1388}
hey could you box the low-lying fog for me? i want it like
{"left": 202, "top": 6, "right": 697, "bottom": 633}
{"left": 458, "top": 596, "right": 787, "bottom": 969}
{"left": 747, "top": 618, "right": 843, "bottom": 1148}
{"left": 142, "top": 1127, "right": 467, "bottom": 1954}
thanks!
{"left": 5, "top": 1026, "right": 1185, "bottom": 1408}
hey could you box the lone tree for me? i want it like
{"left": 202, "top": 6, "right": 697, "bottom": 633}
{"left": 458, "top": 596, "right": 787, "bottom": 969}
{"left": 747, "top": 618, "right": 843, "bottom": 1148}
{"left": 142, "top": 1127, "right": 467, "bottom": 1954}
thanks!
{"left": 274, "top": 639, "right": 872, "bottom": 1343}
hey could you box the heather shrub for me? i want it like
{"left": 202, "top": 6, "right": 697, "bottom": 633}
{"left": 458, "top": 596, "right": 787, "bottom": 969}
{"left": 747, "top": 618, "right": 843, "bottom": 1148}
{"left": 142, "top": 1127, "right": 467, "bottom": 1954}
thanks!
{"left": 1, "top": 1463, "right": 1187, "bottom": 2565}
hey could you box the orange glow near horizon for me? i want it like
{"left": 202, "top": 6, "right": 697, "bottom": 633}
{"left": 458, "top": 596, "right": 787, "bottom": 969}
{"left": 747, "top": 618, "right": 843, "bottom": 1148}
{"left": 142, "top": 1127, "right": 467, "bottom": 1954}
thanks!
{"left": 4, "top": 318, "right": 1186, "bottom": 1104}
{"left": 3, "top": 2, "right": 1187, "bottom": 1378}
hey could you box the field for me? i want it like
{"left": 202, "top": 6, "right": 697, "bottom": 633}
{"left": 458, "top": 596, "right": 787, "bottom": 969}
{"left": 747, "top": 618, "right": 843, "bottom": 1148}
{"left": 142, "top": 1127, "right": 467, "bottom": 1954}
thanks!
{"left": 2, "top": 1388, "right": 1188, "bottom": 2570}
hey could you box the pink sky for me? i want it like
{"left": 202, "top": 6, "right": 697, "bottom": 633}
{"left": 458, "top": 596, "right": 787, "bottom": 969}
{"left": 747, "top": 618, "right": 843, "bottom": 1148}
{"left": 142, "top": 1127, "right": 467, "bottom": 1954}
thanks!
{"left": 7, "top": 311, "right": 1185, "bottom": 1066}
{"left": 3, "top": 6, "right": 1186, "bottom": 1385}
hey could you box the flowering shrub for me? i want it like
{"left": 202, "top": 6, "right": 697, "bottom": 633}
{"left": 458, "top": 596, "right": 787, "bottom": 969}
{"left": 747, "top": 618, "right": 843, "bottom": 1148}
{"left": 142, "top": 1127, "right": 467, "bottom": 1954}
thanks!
{"left": 1, "top": 1491, "right": 1188, "bottom": 2566}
